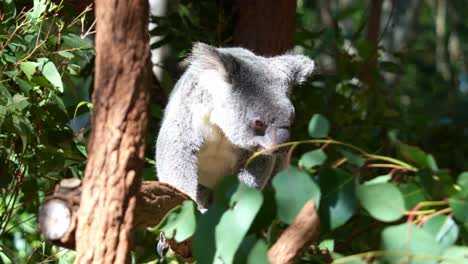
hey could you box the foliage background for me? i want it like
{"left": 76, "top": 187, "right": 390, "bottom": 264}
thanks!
{"left": 0, "top": 0, "right": 467, "bottom": 263}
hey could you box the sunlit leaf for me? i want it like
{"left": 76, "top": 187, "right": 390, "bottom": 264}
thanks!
{"left": 364, "top": 175, "right": 392, "bottom": 185}
{"left": 299, "top": 149, "right": 327, "bottom": 169}
{"left": 37, "top": 58, "right": 63, "bottom": 92}
{"left": 441, "top": 246, "right": 468, "bottom": 264}
{"left": 422, "top": 215, "right": 459, "bottom": 247}
{"left": 20, "top": 61, "right": 37, "bottom": 80}
{"left": 357, "top": 183, "right": 405, "bottom": 222}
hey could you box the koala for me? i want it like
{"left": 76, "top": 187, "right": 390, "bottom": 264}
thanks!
{"left": 156, "top": 43, "right": 315, "bottom": 209}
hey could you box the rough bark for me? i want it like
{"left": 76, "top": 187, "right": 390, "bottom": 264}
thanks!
{"left": 268, "top": 200, "right": 320, "bottom": 264}
{"left": 74, "top": 0, "right": 152, "bottom": 263}
{"left": 233, "top": 0, "right": 296, "bottom": 56}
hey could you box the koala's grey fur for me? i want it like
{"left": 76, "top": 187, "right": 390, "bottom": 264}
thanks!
{"left": 156, "top": 43, "right": 315, "bottom": 209}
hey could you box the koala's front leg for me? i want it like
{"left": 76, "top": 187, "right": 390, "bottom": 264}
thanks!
{"left": 238, "top": 154, "right": 278, "bottom": 190}
{"left": 156, "top": 137, "right": 207, "bottom": 209}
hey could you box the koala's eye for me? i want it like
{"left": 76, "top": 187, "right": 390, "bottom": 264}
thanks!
{"left": 253, "top": 119, "right": 266, "bottom": 135}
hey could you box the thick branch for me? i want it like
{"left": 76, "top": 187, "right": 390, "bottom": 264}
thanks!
{"left": 39, "top": 179, "right": 193, "bottom": 260}
{"left": 268, "top": 200, "right": 320, "bottom": 264}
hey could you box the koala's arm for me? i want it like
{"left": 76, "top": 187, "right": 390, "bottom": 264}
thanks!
{"left": 156, "top": 123, "right": 206, "bottom": 207}
{"left": 237, "top": 154, "right": 278, "bottom": 190}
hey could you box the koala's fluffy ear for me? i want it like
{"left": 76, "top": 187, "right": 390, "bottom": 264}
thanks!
{"left": 275, "top": 54, "right": 315, "bottom": 85}
{"left": 187, "top": 42, "right": 238, "bottom": 80}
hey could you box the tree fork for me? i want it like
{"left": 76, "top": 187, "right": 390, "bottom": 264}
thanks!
{"left": 74, "top": 0, "right": 152, "bottom": 263}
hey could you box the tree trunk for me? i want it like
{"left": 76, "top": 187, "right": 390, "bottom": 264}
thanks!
{"left": 74, "top": 0, "right": 151, "bottom": 263}
{"left": 233, "top": 0, "right": 296, "bottom": 56}
{"left": 360, "top": 0, "right": 383, "bottom": 88}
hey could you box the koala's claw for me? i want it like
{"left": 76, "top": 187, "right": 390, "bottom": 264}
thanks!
{"left": 156, "top": 232, "right": 169, "bottom": 258}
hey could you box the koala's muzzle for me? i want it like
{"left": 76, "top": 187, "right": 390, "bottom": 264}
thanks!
{"left": 259, "top": 126, "right": 290, "bottom": 154}
{"left": 275, "top": 127, "right": 290, "bottom": 146}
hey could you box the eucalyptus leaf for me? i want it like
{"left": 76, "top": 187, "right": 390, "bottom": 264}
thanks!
{"left": 382, "top": 223, "right": 444, "bottom": 264}
{"left": 356, "top": 183, "right": 405, "bottom": 222}
{"left": 246, "top": 240, "right": 269, "bottom": 264}
{"left": 37, "top": 58, "right": 63, "bottom": 92}
{"left": 308, "top": 114, "right": 330, "bottom": 138}
{"left": 422, "top": 215, "right": 459, "bottom": 247}
{"left": 449, "top": 193, "right": 468, "bottom": 225}
{"left": 273, "top": 166, "right": 321, "bottom": 224}
{"left": 214, "top": 184, "right": 263, "bottom": 264}
{"left": 299, "top": 149, "right": 327, "bottom": 169}
{"left": 364, "top": 175, "right": 392, "bottom": 185}
{"left": 457, "top": 172, "right": 468, "bottom": 191}
{"left": 20, "top": 61, "right": 37, "bottom": 80}
{"left": 158, "top": 200, "right": 197, "bottom": 242}
{"left": 317, "top": 168, "right": 357, "bottom": 230}
{"left": 440, "top": 246, "right": 468, "bottom": 264}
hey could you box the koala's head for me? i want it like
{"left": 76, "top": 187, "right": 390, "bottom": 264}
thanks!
{"left": 189, "top": 43, "right": 315, "bottom": 153}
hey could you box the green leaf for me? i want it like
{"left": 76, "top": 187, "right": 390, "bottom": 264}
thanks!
{"left": 214, "top": 184, "right": 263, "bottom": 264}
{"left": 317, "top": 168, "right": 357, "bottom": 230}
{"left": 0, "top": 243, "right": 19, "bottom": 264}
{"left": 12, "top": 94, "right": 30, "bottom": 111}
{"left": 308, "top": 114, "right": 330, "bottom": 138}
{"left": 0, "top": 106, "right": 7, "bottom": 128}
{"left": 356, "top": 183, "right": 405, "bottom": 222}
{"left": 12, "top": 116, "right": 29, "bottom": 152}
{"left": 399, "top": 183, "right": 428, "bottom": 210}
{"left": 62, "top": 34, "right": 93, "bottom": 50}
{"left": 418, "top": 169, "right": 457, "bottom": 200}
{"left": 382, "top": 223, "right": 444, "bottom": 264}
{"left": 76, "top": 144, "right": 87, "bottom": 157}
{"left": 457, "top": 172, "right": 468, "bottom": 191}
{"left": 441, "top": 246, "right": 468, "bottom": 264}
{"left": 37, "top": 57, "right": 63, "bottom": 92}
{"left": 74, "top": 101, "right": 93, "bottom": 118}
{"left": 364, "top": 175, "right": 392, "bottom": 185}
{"left": 422, "top": 215, "right": 459, "bottom": 247}
{"left": 299, "top": 149, "right": 327, "bottom": 169}
{"left": 20, "top": 61, "right": 37, "bottom": 80}
{"left": 58, "top": 51, "right": 75, "bottom": 59}
{"left": 273, "top": 166, "right": 320, "bottom": 224}
{"left": 158, "top": 200, "right": 197, "bottom": 242}
{"left": 318, "top": 239, "right": 334, "bottom": 252}
{"left": 0, "top": 82, "right": 12, "bottom": 98}
{"left": 449, "top": 193, "right": 468, "bottom": 225}
{"left": 14, "top": 78, "right": 33, "bottom": 95}
{"left": 247, "top": 240, "right": 269, "bottom": 264}
{"left": 193, "top": 177, "right": 238, "bottom": 264}
{"left": 29, "top": 0, "right": 47, "bottom": 23}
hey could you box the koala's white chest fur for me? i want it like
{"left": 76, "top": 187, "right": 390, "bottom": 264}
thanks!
{"left": 195, "top": 109, "right": 239, "bottom": 189}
